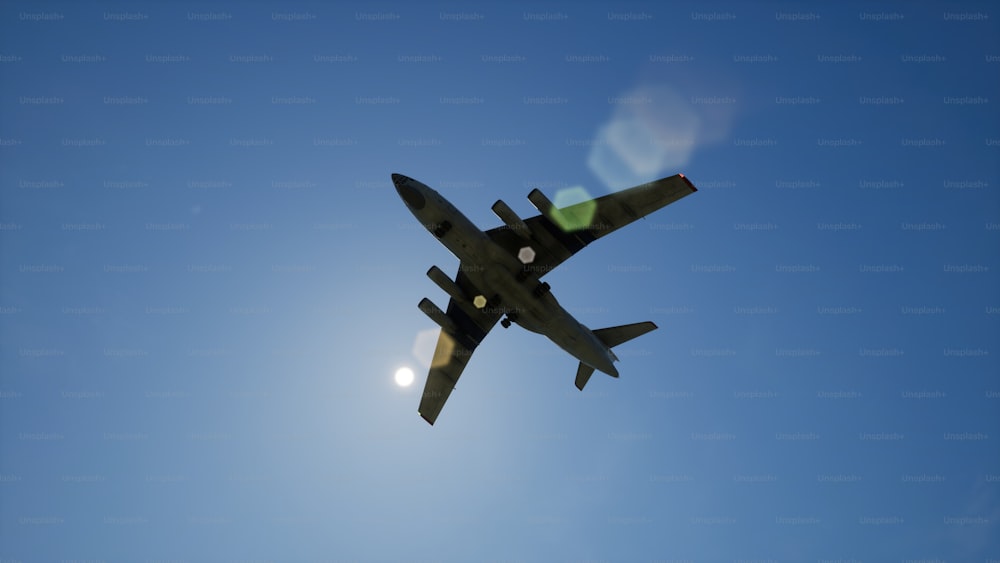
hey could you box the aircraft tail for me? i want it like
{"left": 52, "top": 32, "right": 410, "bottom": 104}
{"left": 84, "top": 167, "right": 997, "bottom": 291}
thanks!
{"left": 575, "top": 321, "right": 658, "bottom": 390}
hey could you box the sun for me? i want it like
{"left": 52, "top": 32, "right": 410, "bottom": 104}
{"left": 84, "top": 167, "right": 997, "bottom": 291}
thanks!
{"left": 394, "top": 367, "right": 415, "bottom": 387}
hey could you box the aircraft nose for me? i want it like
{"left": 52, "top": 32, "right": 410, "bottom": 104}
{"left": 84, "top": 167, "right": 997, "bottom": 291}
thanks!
{"left": 393, "top": 173, "right": 425, "bottom": 210}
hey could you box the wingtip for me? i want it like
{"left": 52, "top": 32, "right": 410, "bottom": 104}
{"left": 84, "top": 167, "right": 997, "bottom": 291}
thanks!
{"left": 678, "top": 173, "right": 697, "bottom": 192}
{"left": 419, "top": 411, "right": 436, "bottom": 425}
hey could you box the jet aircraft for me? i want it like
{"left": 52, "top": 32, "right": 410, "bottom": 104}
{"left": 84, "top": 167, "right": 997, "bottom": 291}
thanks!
{"left": 394, "top": 172, "right": 698, "bottom": 424}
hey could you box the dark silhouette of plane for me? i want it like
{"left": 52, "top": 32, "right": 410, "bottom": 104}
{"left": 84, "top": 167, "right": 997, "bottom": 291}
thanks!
{"left": 394, "top": 172, "right": 697, "bottom": 424}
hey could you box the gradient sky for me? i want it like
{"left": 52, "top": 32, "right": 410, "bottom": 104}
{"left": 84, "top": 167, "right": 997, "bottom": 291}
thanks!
{"left": 2, "top": 2, "right": 998, "bottom": 562}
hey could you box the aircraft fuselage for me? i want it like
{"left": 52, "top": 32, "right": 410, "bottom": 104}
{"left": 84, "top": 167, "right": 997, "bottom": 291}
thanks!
{"left": 393, "top": 173, "right": 619, "bottom": 377}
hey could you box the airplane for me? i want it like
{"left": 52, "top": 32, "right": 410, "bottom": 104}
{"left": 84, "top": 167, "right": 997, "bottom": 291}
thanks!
{"left": 394, "top": 172, "right": 698, "bottom": 424}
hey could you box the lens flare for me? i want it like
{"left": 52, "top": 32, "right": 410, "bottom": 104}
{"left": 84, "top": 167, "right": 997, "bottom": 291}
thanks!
{"left": 394, "top": 367, "right": 415, "bottom": 387}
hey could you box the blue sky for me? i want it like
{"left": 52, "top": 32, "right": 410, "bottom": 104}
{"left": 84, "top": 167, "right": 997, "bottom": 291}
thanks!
{"left": 1, "top": 1, "right": 998, "bottom": 562}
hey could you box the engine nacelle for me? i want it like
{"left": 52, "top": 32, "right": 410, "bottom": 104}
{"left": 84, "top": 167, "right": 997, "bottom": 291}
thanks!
{"left": 527, "top": 188, "right": 564, "bottom": 226}
{"left": 427, "top": 265, "right": 467, "bottom": 303}
{"left": 418, "top": 297, "right": 457, "bottom": 333}
{"left": 491, "top": 199, "right": 531, "bottom": 239}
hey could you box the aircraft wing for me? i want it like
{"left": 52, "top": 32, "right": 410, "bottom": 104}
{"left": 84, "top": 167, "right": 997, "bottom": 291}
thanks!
{"left": 485, "top": 174, "right": 697, "bottom": 279}
{"left": 418, "top": 268, "right": 502, "bottom": 425}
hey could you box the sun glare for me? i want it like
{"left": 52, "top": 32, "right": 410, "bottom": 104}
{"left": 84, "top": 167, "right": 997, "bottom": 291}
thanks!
{"left": 394, "top": 367, "right": 415, "bottom": 387}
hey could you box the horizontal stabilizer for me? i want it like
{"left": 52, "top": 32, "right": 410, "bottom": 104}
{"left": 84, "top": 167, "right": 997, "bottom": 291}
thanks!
{"left": 575, "top": 362, "right": 596, "bottom": 391}
{"left": 593, "top": 321, "right": 658, "bottom": 348}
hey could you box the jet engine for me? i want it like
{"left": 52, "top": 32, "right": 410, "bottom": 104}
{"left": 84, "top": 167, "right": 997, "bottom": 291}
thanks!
{"left": 527, "top": 188, "right": 559, "bottom": 223}
{"left": 491, "top": 200, "right": 531, "bottom": 240}
{"left": 427, "top": 265, "right": 467, "bottom": 303}
{"left": 418, "top": 298, "right": 456, "bottom": 334}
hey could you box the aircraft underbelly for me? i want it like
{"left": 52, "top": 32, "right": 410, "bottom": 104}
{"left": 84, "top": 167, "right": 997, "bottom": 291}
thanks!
{"left": 432, "top": 185, "right": 618, "bottom": 375}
